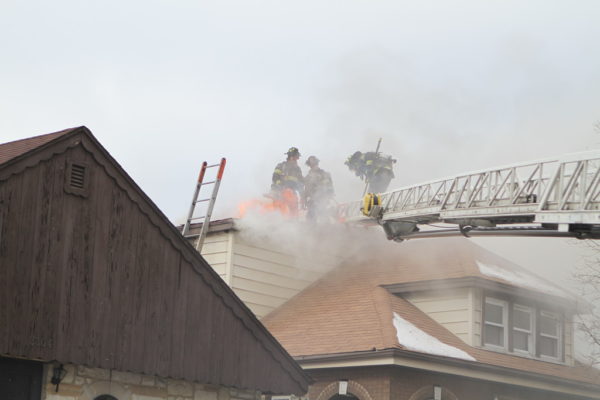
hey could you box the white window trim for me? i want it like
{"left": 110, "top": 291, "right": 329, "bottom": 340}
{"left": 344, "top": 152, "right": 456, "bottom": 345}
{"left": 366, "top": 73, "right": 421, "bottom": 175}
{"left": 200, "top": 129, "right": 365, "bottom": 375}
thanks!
{"left": 512, "top": 304, "right": 535, "bottom": 356}
{"left": 483, "top": 297, "right": 508, "bottom": 351}
{"left": 481, "top": 295, "right": 565, "bottom": 363}
{"left": 539, "top": 310, "right": 562, "bottom": 361}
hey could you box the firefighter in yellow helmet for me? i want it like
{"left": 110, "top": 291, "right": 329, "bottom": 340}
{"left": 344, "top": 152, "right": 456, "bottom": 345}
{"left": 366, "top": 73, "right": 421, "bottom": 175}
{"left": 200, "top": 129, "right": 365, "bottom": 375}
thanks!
{"left": 271, "top": 147, "right": 304, "bottom": 214}
{"left": 303, "top": 155, "right": 335, "bottom": 221}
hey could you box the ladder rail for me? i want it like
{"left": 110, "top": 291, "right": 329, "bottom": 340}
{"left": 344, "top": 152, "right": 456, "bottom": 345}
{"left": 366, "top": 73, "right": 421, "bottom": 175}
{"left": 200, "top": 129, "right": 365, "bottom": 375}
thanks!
{"left": 195, "top": 158, "right": 226, "bottom": 252}
{"left": 182, "top": 162, "right": 208, "bottom": 236}
{"left": 181, "top": 158, "right": 226, "bottom": 252}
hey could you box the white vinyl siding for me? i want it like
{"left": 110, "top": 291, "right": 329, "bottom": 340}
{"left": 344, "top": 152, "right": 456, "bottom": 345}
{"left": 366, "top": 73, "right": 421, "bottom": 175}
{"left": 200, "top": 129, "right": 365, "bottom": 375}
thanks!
{"left": 199, "top": 231, "right": 232, "bottom": 282}
{"left": 405, "top": 289, "right": 471, "bottom": 344}
{"left": 471, "top": 288, "right": 483, "bottom": 346}
{"left": 199, "top": 229, "right": 340, "bottom": 319}
{"left": 228, "top": 233, "right": 338, "bottom": 318}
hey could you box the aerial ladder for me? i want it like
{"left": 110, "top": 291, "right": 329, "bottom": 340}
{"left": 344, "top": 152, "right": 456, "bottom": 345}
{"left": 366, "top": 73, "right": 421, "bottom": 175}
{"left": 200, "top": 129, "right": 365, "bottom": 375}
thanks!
{"left": 182, "top": 158, "right": 226, "bottom": 251}
{"left": 338, "top": 150, "right": 600, "bottom": 241}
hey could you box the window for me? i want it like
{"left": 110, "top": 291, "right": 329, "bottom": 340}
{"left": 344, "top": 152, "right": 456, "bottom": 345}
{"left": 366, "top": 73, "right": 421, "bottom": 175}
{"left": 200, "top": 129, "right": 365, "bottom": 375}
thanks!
{"left": 539, "top": 311, "right": 561, "bottom": 359}
{"left": 512, "top": 304, "right": 534, "bottom": 355}
{"left": 484, "top": 297, "right": 508, "bottom": 349}
{"left": 482, "top": 296, "right": 563, "bottom": 361}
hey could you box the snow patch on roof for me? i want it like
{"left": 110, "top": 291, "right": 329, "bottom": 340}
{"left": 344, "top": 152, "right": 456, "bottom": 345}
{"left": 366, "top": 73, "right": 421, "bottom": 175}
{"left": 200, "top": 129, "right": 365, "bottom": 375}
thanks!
{"left": 392, "top": 312, "right": 476, "bottom": 361}
{"left": 476, "top": 260, "right": 568, "bottom": 298}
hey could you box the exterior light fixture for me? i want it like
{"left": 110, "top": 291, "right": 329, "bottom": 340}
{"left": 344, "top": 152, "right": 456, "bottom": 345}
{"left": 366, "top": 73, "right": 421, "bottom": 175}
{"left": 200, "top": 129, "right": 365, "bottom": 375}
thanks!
{"left": 338, "top": 379, "right": 348, "bottom": 395}
{"left": 433, "top": 385, "right": 442, "bottom": 400}
{"left": 51, "top": 364, "right": 67, "bottom": 392}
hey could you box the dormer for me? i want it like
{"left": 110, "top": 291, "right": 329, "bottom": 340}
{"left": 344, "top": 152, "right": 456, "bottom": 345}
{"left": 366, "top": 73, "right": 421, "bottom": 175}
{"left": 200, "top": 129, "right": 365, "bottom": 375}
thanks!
{"left": 385, "top": 267, "right": 580, "bottom": 366}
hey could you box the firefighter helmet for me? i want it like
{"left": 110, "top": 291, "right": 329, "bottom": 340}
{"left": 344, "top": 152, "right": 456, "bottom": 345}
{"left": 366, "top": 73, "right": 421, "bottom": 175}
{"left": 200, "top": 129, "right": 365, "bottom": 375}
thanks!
{"left": 345, "top": 151, "right": 362, "bottom": 166}
{"left": 305, "top": 155, "right": 319, "bottom": 166}
{"left": 286, "top": 147, "right": 301, "bottom": 157}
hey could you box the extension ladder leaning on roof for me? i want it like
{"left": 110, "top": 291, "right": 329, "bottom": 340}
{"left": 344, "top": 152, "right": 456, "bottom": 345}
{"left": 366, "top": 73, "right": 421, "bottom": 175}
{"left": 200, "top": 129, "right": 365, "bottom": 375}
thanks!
{"left": 181, "top": 158, "right": 226, "bottom": 251}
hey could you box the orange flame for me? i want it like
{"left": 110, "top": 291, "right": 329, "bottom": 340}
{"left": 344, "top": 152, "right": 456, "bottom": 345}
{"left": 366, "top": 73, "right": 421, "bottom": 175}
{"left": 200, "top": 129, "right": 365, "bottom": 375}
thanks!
{"left": 238, "top": 189, "right": 300, "bottom": 218}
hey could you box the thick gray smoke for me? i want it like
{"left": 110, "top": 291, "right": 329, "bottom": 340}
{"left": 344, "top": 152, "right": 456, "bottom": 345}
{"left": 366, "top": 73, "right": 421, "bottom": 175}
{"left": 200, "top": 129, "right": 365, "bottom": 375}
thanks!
{"left": 233, "top": 209, "right": 397, "bottom": 277}
{"left": 204, "top": 41, "right": 599, "bottom": 223}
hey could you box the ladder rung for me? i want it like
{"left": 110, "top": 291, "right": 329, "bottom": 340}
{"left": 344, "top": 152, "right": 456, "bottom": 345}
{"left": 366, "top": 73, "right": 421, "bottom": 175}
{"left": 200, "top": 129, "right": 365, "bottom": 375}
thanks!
{"left": 189, "top": 216, "right": 206, "bottom": 221}
{"left": 206, "top": 163, "right": 221, "bottom": 168}
{"left": 200, "top": 180, "right": 216, "bottom": 185}
{"left": 195, "top": 198, "right": 210, "bottom": 203}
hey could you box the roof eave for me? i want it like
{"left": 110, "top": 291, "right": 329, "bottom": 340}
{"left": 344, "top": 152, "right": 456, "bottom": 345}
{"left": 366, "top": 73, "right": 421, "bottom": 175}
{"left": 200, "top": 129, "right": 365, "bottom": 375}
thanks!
{"left": 295, "top": 348, "right": 600, "bottom": 398}
{"left": 179, "top": 218, "right": 237, "bottom": 236}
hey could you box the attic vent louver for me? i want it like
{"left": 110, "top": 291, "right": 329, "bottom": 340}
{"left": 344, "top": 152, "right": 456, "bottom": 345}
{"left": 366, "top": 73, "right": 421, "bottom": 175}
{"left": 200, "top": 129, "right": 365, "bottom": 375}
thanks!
{"left": 70, "top": 164, "right": 86, "bottom": 189}
{"left": 64, "top": 160, "right": 89, "bottom": 197}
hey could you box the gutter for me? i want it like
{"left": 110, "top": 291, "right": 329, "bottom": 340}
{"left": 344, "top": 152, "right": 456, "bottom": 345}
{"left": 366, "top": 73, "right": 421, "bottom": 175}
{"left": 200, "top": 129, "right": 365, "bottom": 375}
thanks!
{"left": 295, "top": 348, "right": 600, "bottom": 399}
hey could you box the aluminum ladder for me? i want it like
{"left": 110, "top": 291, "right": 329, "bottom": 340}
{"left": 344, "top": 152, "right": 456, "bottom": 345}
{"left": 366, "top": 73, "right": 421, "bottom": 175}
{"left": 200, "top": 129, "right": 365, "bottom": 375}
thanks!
{"left": 182, "top": 158, "right": 226, "bottom": 251}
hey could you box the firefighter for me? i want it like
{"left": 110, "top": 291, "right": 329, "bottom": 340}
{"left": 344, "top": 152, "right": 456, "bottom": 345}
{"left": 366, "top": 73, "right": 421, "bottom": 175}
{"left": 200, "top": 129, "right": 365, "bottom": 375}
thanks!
{"left": 303, "top": 155, "right": 335, "bottom": 221}
{"left": 345, "top": 151, "right": 367, "bottom": 179}
{"left": 345, "top": 151, "right": 396, "bottom": 193}
{"left": 271, "top": 147, "right": 304, "bottom": 214}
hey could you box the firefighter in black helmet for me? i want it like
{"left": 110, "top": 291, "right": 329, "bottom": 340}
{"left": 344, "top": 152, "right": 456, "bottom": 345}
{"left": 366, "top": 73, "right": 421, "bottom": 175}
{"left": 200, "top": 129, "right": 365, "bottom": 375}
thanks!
{"left": 271, "top": 147, "right": 304, "bottom": 214}
{"left": 345, "top": 150, "right": 396, "bottom": 193}
{"left": 303, "top": 155, "right": 335, "bottom": 222}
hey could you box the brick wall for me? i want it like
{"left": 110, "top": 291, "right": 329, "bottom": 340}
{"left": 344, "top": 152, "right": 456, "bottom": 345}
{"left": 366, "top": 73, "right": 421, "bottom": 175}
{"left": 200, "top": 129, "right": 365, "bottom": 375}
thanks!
{"left": 306, "top": 367, "right": 391, "bottom": 400}
{"left": 389, "top": 368, "right": 591, "bottom": 400}
{"left": 306, "top": 366, "right": 590, "bottom": 400}
{"left": 42, "top": 363, "right": 261, "bottom": 400}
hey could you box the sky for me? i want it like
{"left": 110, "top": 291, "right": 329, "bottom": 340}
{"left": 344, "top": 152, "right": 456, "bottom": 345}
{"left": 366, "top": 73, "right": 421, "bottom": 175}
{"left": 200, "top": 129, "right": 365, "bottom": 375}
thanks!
{"left": 2, "top": 2, "right": 600, "bottom": 317}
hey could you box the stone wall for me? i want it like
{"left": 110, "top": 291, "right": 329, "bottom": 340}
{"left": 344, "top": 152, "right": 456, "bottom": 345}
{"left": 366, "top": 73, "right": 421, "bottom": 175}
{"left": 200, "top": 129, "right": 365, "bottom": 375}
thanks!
{"left": 42, "top": 363, "right": 262, "bottom": 400}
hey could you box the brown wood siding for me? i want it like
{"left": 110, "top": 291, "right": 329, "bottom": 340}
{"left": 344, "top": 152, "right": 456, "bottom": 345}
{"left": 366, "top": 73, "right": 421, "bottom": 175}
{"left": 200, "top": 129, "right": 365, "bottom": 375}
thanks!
{"left": 0, "top": 134, "right": 307, "bottom": 395}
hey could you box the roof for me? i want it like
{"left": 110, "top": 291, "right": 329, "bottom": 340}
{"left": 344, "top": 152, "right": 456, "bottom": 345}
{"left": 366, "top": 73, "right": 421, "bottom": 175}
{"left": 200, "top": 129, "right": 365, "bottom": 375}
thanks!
{"left": 0, "top": 128, "right": 77, "bottom": 165}
{"left": 0, "top": 127, "right": 309, "bottom": 394}
{"left": 262, "top": 238, "right": 599, "bottom": 388}
{"left": 378, "top": 238, "right": 575, "bottom": 303}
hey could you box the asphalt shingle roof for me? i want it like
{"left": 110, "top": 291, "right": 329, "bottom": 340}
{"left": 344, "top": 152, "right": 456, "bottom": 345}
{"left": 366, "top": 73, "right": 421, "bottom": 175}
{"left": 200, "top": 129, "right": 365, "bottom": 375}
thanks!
{"left": 262, "top": 238, "right": 599, "bottom": 386}
{"left": 0, "top": 128, "right": 77, "bottom": 165}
